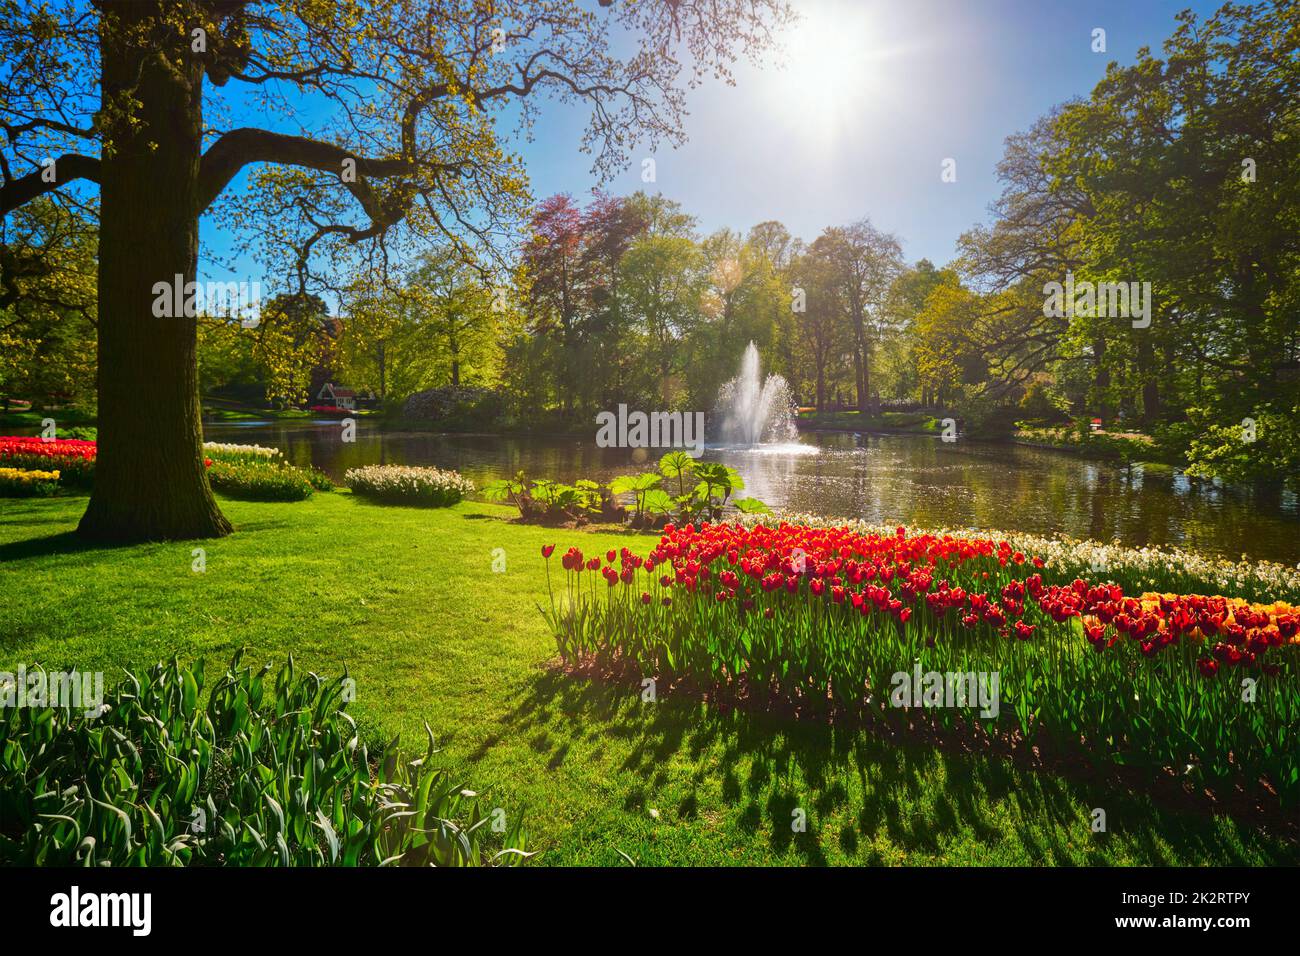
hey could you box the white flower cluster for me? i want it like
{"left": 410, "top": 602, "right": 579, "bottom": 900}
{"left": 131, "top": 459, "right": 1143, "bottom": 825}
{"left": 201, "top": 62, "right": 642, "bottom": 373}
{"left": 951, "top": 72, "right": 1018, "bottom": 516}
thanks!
{"left": 344, "top": 464, "right": 474, "bottom": 502}
{"left": 203, "top": 441, "right": 282, "bottom": 459}
{"left": 736, "top": 511, "right": 1300, "bottom": 600}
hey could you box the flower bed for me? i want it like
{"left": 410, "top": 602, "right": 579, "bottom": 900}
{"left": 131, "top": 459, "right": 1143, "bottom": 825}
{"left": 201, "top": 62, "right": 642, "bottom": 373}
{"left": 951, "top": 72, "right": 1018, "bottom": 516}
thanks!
{"left": 0, "top": 467, "right": 61, "bottom": 497}
{"left": 203, "top": 441, "right": 283, "bottom": 463}
{"left": 345, "top": 465, "right": 473, "bottom": 507}
{"left": 0, "top": 437, "right": 95, "bottom": 487}
{"left": 542, "top": 521, "right": 1300, "bottom": 804}
{"left": 207, "top": 459, "right": 315, "bottom": 501}
{"left": 0, "top": 438, "right": 326, "bottom": 500}
{"left": 750, "top": 513, "right": 1300, "bottom": 605}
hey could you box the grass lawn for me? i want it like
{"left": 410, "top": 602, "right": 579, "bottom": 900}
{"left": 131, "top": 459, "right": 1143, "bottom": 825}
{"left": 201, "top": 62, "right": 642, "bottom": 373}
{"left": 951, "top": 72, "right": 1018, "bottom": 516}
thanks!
{"left": 798, "top": 410, "right": 939, "bottom": 434}
{"left": 1, "top": 405, "right": 376, "bottom": 429}
{"left": 0, "top": 408, "right": 97, "bottom": 431}
{"left": 1, "top": 491, "right": 1295, "bottom": 865}
{"left": 201, "top": 406, "right": 377, "bottom": 422}
{"left": 1013, "top": 425, "right": 1179, "bottom": 467}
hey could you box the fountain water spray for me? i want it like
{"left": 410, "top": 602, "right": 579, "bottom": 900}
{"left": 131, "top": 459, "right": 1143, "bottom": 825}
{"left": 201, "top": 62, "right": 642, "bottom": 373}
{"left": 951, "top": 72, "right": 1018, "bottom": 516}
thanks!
{"left": 715, "top": 342, "right": 799, "bottom": 446}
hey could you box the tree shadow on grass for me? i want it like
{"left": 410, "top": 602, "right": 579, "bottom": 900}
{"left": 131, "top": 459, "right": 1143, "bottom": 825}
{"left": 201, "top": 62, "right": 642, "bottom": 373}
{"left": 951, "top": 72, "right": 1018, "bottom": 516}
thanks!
{"left": 341, "top": 496, "right": 444, "bottom": 511}
{"left": 485, "top": 668, "right": 1300, "bottom": 866}
{"left": 0, "top": 530, "right": 133, "bottom": 563}
{"left": 0, "top": 518, "right": 286, "bottom": 562}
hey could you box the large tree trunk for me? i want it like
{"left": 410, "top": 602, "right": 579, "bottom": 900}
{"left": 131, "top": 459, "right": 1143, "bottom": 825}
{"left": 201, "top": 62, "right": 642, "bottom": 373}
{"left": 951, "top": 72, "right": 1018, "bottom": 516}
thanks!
{"left": 78, "top": 2, "right": 231, "bottom": 541}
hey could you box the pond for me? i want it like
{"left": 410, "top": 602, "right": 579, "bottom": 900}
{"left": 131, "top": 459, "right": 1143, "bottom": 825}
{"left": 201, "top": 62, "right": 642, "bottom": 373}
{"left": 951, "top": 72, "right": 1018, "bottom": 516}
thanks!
{"left": 204, "top": 420, "right": 1300, "bottom": 565}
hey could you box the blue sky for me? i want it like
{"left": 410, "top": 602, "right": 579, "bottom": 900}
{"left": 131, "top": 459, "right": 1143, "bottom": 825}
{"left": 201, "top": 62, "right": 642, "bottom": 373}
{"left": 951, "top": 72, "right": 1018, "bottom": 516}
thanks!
{"left": 201, "top": 0, "right": 1222, "bottom": 292}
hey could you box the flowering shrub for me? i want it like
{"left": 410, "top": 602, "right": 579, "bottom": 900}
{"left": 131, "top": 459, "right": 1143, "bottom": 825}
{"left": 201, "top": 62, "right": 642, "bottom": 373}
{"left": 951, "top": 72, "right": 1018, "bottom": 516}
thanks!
{"left": 207, "top": 459, "right": 315, "bottom": 501}
{"left": 310, "top": 405, "right": 352, "bottom": 415}
{"left": 203, "top": 441, "right": 283, "bottom": 463}
{"left": 0, "top": 437, "right": 95, "bottom": 487}
{"left": 0, "top": 467, "right": 61, "bottom": 497}
{"left": 401, "top": 386, "right": 501, "bottom": 429}
{"left": 345, "top": 465, "right": 473, "bottom": 507}
{"left": 543, "top": 522, "right": 1300, "bottom": 804}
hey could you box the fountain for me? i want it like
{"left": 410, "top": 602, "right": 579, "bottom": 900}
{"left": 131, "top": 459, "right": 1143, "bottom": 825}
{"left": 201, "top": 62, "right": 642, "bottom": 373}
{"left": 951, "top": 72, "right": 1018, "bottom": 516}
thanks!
{"left": 714, "top": 342, "right": 801, "bottom": 447}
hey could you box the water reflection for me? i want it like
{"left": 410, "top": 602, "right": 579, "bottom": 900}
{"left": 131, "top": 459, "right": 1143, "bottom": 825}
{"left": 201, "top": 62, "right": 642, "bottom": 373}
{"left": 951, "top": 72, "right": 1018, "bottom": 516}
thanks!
{"left": 204, "top": 423, "right": 1300, "bottom": 564}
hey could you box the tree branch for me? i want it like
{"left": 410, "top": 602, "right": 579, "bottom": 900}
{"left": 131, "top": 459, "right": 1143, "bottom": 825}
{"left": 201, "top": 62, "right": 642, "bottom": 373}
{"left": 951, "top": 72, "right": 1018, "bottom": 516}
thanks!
{"left": 0, "top": 154, "right": 100, "bottom": 215}
{"left": 196, "top": 127, "right": 413, "bottom": 215}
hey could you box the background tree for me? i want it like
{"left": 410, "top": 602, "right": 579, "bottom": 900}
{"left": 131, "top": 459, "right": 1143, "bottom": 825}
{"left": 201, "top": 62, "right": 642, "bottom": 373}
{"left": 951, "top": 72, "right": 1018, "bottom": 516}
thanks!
{"left": 578, "top": 192, "right": 648, "bottom": 411}
{"left": 0, "top": 198, "right": 97, "bottom": 412}
{"left": 787, "top": 239, "right": 846, "bottom": 411}
{"left": 685, "top": 228, "right": 783, "bottom": 409}
{"left": 196, "top": 315, "right": 260, "bottom": 406}
{"left": 251, "top": 293, "right": 329, "bottom": 408}
{"left": 1048, "top": 2, "right": 1300, "bottom": 443}
{"left": 412, "top": 249, "right": 501, "bottom": 391}
{"left": 338, "top": 251, "right": 505, "bottom": 407}
{"left": 521, "top": 194, "right": 587, "bottom": 416}
{"left": 817, "top": 219, "right": 904, "bottom": 413}
{"left": 911, "top": 276, "right": 983, "bottom": 410}
{"left": 617, "top": 207, "right": 703, "bottom": 409}
{"left": 878, "top": 258, "right": 945, "bottom": 403}
{"left": 746, "top": 220, "right": 800, "bottom": 389}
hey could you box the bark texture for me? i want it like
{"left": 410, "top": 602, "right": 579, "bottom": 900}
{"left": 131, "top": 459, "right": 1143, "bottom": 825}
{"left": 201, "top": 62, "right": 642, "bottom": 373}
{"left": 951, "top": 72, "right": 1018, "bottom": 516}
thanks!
{"left": 78, "top": 2, "right": 232, "bottom": 541}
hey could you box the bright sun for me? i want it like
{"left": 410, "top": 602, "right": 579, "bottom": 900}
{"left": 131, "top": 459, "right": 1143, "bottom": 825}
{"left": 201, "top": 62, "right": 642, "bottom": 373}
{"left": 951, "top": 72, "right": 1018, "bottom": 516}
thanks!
{"left": 767, "top": 1, "right": 888, "bottom": 135}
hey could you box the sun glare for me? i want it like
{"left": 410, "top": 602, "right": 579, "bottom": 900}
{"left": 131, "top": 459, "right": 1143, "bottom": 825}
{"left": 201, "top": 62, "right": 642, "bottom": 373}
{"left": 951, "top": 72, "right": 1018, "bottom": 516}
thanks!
{"left": 767, "top": 1, "right": 890, "bottom": 135}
